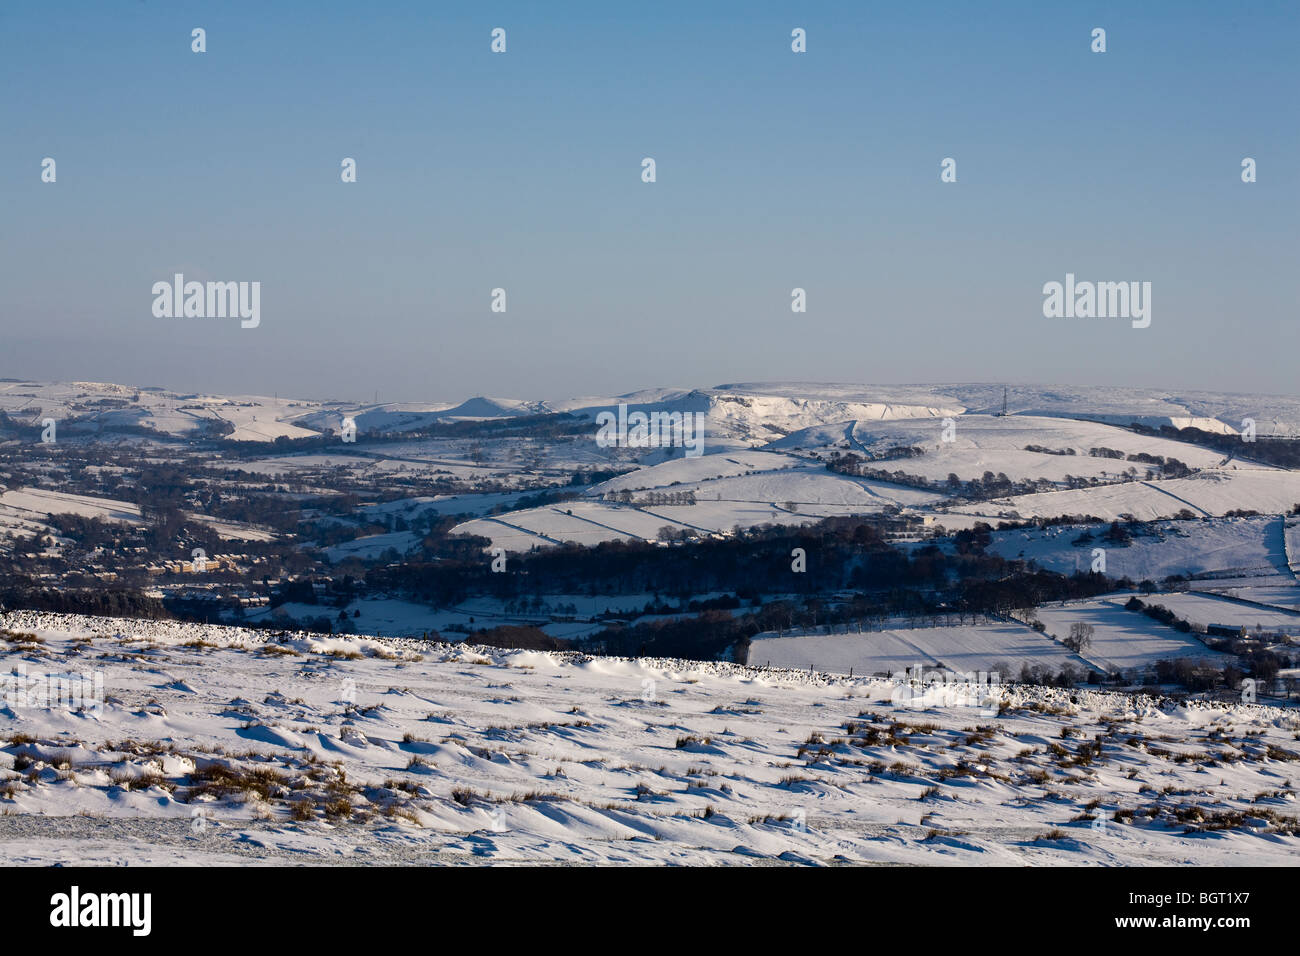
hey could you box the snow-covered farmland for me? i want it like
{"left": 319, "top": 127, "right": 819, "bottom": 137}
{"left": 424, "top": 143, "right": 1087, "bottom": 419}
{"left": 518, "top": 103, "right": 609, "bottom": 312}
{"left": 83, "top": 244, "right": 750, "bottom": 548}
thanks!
{"left": 987, "top": 517, "right": 1292, "bottom": 582}
{"left": 1208, "top": 585, "right": 1300, "bottom": 613}
{"left": 1145, "top": 593, "right": 1300, "bottom": 634}
{"left": 323, "top": 531, "right": 421, "bottom": 562}
{"left": 454, "top": 471, "right": 944, "bottom": 551}
{"left": 1032, "top": 599, "right": 1229, "bottom": 673}
{"left": 0, "top": 488, "right": 275, "bottom": 547}
{"left": 952, "top": 469, "right": 1300, "bottom": 524}
{"left": 776, "top": 414, "right": 1232, "bottom": 484}
{"left": 751, "top": 600, "right": 1237, "bottom": 683}
{"left": 0, "top": 488, "right": 143, "bottom": 526}
{"left": 750, "top": 622, "right": 1087, "bottom": 678}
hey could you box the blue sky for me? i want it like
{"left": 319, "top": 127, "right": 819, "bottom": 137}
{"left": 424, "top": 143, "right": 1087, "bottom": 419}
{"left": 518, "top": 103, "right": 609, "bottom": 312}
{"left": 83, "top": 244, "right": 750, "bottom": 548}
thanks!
{"left": 2, "top": 1, "right": 1296, "bottom": 402}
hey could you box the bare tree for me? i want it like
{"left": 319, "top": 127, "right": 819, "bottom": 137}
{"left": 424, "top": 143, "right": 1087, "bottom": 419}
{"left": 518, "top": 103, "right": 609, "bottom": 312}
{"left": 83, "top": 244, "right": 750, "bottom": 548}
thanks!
{"left": 1064, "top": 622, "right": 1095, "bottom": 653}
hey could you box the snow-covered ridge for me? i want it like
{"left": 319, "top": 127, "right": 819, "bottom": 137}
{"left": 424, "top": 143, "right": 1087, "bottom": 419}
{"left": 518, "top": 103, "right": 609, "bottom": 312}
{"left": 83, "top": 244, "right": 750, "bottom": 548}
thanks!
{"left": 9, "top": 379, "right": 1300, "bottom": 443}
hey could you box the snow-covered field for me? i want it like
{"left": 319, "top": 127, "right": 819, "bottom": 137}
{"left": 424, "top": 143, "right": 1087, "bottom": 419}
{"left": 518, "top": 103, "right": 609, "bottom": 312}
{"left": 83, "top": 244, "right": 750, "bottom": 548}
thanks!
{"left": 751, "top": 622, "right": 1087, "bottom": 677}
{"left": 1286, "top": 518, "right": 1300, "bottom": 574}
{"left": 0, "top": 487, "right": 275, "bottom": 550}
{"left": 1032, "top": 600, "right": 1230, "bottom": 673}
{"left": 1210, "top": 585, "right": 1300, "bottom": 613}
{"left": 323, "top": 531, "right": 421, "bottom": 562}
{"left": 452, "top": 472, "right": 944, "bottom": 550}
{"left": 452, "top": 499, "right": 810, "bottom": 551}
{"left": 2, "top": 612, "right": 1298, "bottom": 866}
{"left": 987, "top": 517, "right": 1292, "bottom": 582}
{"left": 1145, "top": 593, "right": 1300, "bottom": 633}
{"left": 950, "top": 470, "right": 1300, "bottom": 524}
{"left": 776, "top": 414, "right": 1232, "bottom": 483}
{"left": 751, "top": 600, "right": 1234, "bottom": 679}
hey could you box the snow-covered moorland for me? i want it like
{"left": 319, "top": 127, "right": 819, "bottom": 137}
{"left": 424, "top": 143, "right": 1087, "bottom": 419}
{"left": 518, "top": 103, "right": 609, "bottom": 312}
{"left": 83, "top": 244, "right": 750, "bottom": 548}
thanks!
{"left": 2, "top": 612, "right": 1298, "bottom": 866}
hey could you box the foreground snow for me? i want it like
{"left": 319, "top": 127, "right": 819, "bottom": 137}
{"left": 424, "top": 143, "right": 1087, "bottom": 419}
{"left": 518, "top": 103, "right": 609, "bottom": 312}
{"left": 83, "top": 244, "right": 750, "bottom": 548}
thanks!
{"left": 1, "top": 612, "right": 1298, "bottom": 866}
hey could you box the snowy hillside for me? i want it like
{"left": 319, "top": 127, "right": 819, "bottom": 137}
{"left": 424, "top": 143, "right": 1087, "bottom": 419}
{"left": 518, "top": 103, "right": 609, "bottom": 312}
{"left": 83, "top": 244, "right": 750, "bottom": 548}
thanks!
{"left": 2, "top": 612, "right": 1298, "bottom": 866}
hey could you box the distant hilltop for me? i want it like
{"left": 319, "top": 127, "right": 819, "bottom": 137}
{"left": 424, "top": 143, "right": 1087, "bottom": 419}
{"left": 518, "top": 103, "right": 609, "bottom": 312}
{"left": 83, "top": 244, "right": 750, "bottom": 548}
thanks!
{"left": 2, "top": 379, "right": 1299, "bottom": 443}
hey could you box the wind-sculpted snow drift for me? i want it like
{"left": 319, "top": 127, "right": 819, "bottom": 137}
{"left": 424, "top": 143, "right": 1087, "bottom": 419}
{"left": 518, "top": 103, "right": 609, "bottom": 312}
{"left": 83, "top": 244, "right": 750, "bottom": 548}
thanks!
{"left": 1, "top": 612, "right": 1297, "bottom": 866}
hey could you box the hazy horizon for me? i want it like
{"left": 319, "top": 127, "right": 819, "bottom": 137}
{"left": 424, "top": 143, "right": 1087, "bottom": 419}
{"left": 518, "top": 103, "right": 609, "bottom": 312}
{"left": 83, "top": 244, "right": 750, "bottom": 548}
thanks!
{"left": 9, "top": 374, "right": 1300, "bottom": 412}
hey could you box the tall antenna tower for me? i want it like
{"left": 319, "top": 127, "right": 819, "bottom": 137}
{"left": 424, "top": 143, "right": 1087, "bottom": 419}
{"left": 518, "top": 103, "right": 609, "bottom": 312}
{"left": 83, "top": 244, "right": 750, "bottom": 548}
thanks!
{"left": 1001, "top": 386, "right": 1008, "bottom": 417}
